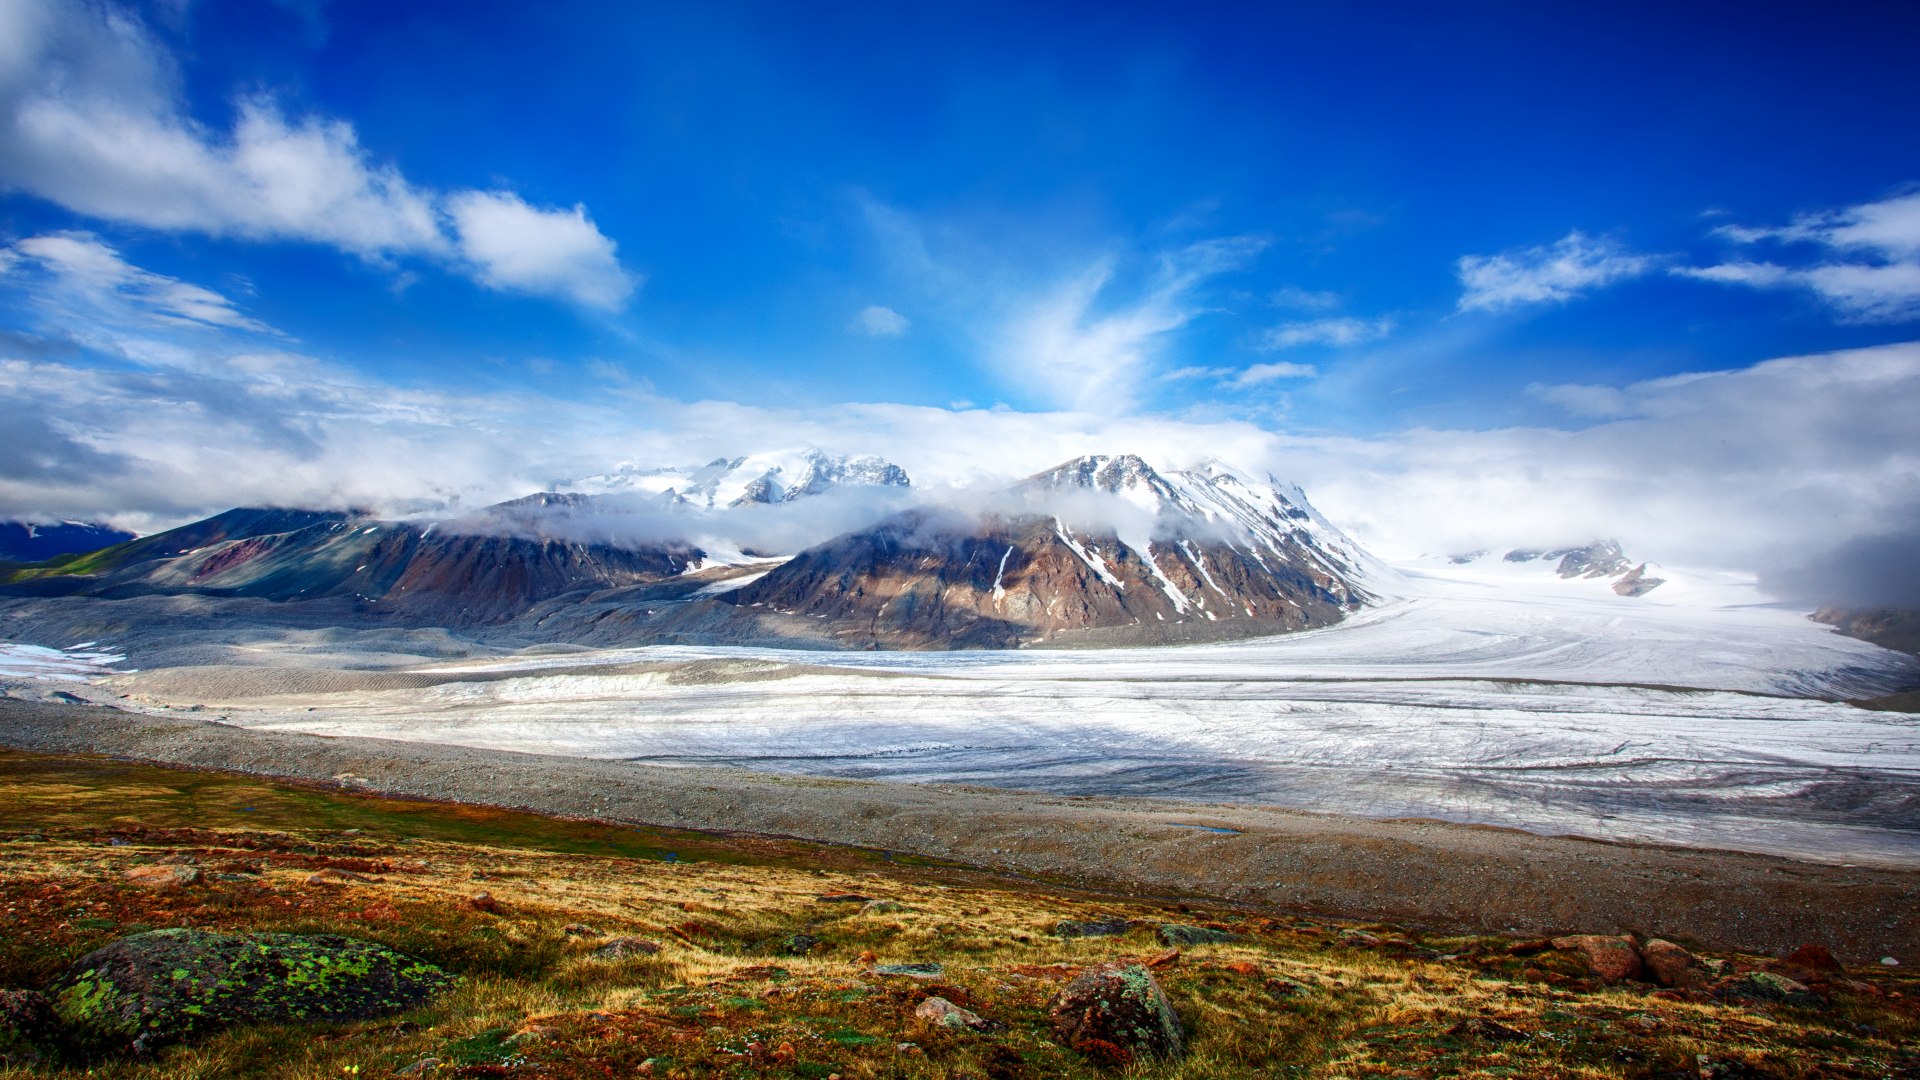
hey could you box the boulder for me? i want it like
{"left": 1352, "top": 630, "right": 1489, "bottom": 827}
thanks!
{"left": 1719, "top": 971, "right": 1822, "bottom": 1008}
{"left": 45, "top": 929, "right": 451, "bottom": 1054}
{"left": 465, "top": 891, "right": 506, "bottom": 914}
{"left": 1551, "top": 935, "right": 1642, "bottom": 982}
{"left": 1158, "top": 924, "right": 1240, "bottom": 946}
{"left": 1640, "top": 939, "right": 1709, "bottom": 989}
{"left": 1055, "top": 918, "right": 1130, "bottom": 939}
{"left": 305, "top": 868, "right": 369, "bottom": 886}
{"left": 121, "top": 865, "right": 201, "bottom": 889}
{"left": 1048, "top": 961, "right": 1185, "bottom": 1063}
{"left": 593, "top": 937, "right": 662, "bottom": 959}
{"left": 915, "top": 995, "right": 1005, "bottom": 1033}
{"left": 869, "top": 963, "right": 944, "bottom": 978}
{"left": 1782, "top": 944, "right": 1845, "bottom": 975}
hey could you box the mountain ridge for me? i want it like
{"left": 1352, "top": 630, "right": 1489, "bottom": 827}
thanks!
{"left": 0, "top": 451, "right": 1382, "bottom": 648}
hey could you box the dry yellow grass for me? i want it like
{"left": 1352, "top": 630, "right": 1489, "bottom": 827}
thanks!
{"left": 0, "top": 748, "right": 1914, "bottom": 1079}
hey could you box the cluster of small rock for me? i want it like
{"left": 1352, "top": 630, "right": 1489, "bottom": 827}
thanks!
{"left": 1528, "top": 933, "right": 1886, "bottom": 1006}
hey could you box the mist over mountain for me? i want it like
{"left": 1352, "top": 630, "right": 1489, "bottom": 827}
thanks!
{"left": 1, "top": 450, "right": 1395, "bottom": 648}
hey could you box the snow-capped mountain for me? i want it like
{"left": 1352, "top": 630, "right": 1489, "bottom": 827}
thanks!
{"left": 564, "top": 448, "right": 910, "bottom": 508}
{"left": 725, "top": 453, "right": 1381, "bottom": 648}
{"left": 3, "top": 502, "right": 700, "bottom": 625}
{"left": 1019, "top": 454, "right": 1388, "bottom": 593}
{"left": 2, "top": 453, "right": 1380, "bottom": 646}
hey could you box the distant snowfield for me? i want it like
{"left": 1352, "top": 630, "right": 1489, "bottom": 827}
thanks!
{"left": 0, "top": 642, "right": 126, "bottom": 681}
{"left": 12, "top": 560, "right": 1920, "bottom": 864}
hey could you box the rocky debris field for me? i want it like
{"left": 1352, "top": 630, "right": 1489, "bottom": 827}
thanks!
{"left": 0, "top": 747, "right": 1916, "bottom": 1078}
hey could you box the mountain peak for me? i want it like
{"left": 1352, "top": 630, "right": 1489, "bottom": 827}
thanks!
{"left": 562, "top": 448, "right": 911, "bottom": 507}
{"left": 1023, "top": 453, "right": 1167, "bottom": 493}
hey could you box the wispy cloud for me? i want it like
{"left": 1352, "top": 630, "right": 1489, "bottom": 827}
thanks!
{"left": 1261, "top": 315, "right": 1393, "bottom": 350}
{"left": 0, "top": 0, "right": 633, "bottom": 311}
{"left": 1229, "top": 361, "right": 1318, "bottom": 386}
{"left": 1164, "top": 360, "right": 1318, "bottom": 389}
{"left": 996, "top": 236, "right": 1267, "bottom": 415}
{"left": 1681, "top": 191, "right": 1920, "bottom": 322}
{"left": 851, "top": 304, "right": 909, "bottom": 337}
{"left": 1269, "top": 285, "right": 1342, "bottom": 311}
{"left": 1456, "top": 231, "right": 1654, "bottom": 311}
{"left": 5, "top": 232, "right": 276, "bottom": 333}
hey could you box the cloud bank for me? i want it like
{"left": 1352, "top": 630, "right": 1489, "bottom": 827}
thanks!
{"left": 0, "top": 0, "right": 634, "bottom": 310}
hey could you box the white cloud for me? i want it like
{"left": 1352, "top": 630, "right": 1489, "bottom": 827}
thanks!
{"left": 1689, "top": 191, "right": 1920, "bottom": 322}
{"left": 997, "top": 237, "right": 1266, "bottom": 415}
{"left": 1163, "top": 361, "right": 1319, "bottom": 388}
{"left": 1672, "top": 260, "right": 1793, "bottom": 287}
{"left": 1798, "top": 261, "right": 1920, "bottom": 321}
{"left": 1228, "top": 361, "right": 1318, "bottom": 387}
{"left": 1292, "top": 343, "right": 1920, "bottom": 585}
{"left": 7, "top": 231, "right": 274, "bottom": 333}
{"left": 1161, "top": 365, "right": 1227, "bottom": 381}
{"left": 0, "top": 0, "right": 631, "bottom": 309}
{"left": 446, "top": 191, "right": 636, "bottom": 311}
{"left": 1456, "top": 231, "right": 1654, "bottom": 311}
{"left": 1261, "top": 316, "right": 1393, "bottom": 350}
{"left": 851, "top": 304, "right": 909, "bottom": 337}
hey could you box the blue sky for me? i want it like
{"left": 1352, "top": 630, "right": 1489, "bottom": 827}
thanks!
{"left": 3, "top": 0, "right": 1919, "bottom": 584}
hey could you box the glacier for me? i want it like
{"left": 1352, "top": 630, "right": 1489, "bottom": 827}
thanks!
{"left": 55, "top": 553, "right": 1910, "bottom": 866}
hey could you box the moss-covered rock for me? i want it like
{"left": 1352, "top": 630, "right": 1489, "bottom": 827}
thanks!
{"left": 1048, "top": 961, "right": 1184, "bottom": 1063}
{"left": 45, "top": 929, "right": 453, "bottom": 1055}
{"left": 1718, "top": 970, "right": 1823, "bottom": 1008}
{"left": 1157, "top": 923, "right": 1241, "bottom": 946}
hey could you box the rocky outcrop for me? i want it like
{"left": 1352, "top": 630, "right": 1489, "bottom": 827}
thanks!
{"left": 1612, "top": 563, "right": 1667, "bottom": 597}
{"left": 46, "top": 929, "right": 451, "bottom": 1054}
{"left": 1157, "top": 924, "right": 1242, "bottom": 946}
{"left": 1055, "top": 917, "right": 1132, "bottom": 939}
{"left": 1551, "top": 934, "right": 1643, "bottom": 982}
{"left": 1640, "top": 939, "right": 1710, "bottom": 989}
{"left": 1498, "top": 540, "right": 1663, "bottom": 596}
{"left": 1718, "top": 971, "right": 1822, "bottom": 1008}
{"left": 915, "top": 996, "right": 1004, "bottom": 1033}
{"left": 1048, "top": 961, "right": 1185, "bottom": 1063}
{"left": 1813, "top": 606, "right": 1920, "bottom": 656}
{"left": 1782, "top": 943, "right": 1846, "bottom": 975}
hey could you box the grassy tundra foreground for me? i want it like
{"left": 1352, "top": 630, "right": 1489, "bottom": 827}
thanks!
{"left": 0, "top": 748, "right": 1915, "bottom": 1079}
